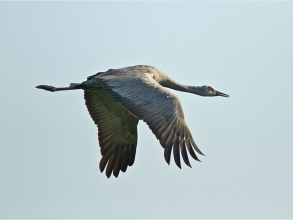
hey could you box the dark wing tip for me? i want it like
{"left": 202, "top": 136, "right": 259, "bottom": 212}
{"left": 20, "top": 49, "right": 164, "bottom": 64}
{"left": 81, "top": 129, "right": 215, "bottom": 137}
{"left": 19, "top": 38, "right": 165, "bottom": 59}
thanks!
{"left": 190, "top": 139, "right": 204, "bottom": 156}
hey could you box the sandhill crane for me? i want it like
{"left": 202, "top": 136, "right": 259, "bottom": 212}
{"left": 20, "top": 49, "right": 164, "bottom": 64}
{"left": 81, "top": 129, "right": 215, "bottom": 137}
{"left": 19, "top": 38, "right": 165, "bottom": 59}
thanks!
{"left": 36, "top": 65, "right": 229, "bottom": 178}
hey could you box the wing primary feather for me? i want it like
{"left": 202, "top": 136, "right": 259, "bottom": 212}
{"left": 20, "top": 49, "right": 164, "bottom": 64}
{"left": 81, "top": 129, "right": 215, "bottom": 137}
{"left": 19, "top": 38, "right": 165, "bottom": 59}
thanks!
{"left": 99, "top": 147, "right": 115, "bottom": 172}
{"left": 190, "top": 139, "right": 205, "bottom": 156}
{"left": 106, "top": 149, "right": 120, "bottom": 178}
{"left": 100, "top": 136, "right": 122, "bottom": 155}
{"left": 180, "top": 140, "right": 191, "bottom": 167}
{"left": 121, "top": 147, "right": 131, "bottom": 172}
{"left": 147, "top": 116, "right": 166, "bottom": 133}
{"left": 155, "top": 121, "right": 169, "bottom": 138}
{"left": 173, "top": 137, "right": 181, "bottom": 169}
{"left": 128, "top": 145, "right": 137, "bottom": 166}
{"left": 164, "top": 142, "right": 173, "bottom": 164}
{"left": 186, "top": 140, "right": 200, "bottom": 162}
{"left": 113, "top": 148, "right": 124, "bottom": 177}
{"left": 159, "top": 125, "right": 173, "bottom": 147}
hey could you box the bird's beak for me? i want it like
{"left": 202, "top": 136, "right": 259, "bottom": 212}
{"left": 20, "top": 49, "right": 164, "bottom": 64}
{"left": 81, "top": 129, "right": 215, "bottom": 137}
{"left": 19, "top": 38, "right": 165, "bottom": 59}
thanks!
{"left": 216, "top": 91, "right": 229, "bottom": 97}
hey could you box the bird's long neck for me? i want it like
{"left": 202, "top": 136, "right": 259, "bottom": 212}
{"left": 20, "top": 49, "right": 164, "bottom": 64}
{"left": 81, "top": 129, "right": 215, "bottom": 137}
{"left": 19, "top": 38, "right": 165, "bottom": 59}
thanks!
{"left": 159, "top": 75, "right": 203, "bottom": 96}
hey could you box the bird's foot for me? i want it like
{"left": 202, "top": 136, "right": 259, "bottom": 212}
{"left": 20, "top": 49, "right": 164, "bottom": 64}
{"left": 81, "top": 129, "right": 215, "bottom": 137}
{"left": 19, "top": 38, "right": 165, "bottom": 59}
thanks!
{"left": 36, "top": 85, "right": 57, "bottom": 92}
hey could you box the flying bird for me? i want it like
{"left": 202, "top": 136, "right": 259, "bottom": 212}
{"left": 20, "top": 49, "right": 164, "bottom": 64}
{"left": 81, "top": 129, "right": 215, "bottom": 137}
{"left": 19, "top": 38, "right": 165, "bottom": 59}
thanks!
{"left": 36, "top": 65, "right": 229, "bottom": 178}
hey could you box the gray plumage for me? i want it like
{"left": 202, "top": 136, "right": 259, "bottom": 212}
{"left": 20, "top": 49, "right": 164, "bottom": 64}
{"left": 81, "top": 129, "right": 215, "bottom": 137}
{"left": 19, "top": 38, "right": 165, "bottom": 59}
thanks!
{"left": 36, "top": 65, "right": 229, "bottom": 178}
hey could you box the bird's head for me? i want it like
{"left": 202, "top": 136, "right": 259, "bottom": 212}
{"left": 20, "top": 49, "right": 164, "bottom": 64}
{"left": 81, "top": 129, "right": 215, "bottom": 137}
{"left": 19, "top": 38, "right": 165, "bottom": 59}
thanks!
{"left": 198, "top": 85, "right": 229, "bottom": 97}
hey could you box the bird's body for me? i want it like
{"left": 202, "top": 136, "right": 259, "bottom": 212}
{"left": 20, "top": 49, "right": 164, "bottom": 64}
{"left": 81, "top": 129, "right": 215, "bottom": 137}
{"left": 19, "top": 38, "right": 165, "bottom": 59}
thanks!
{"left": 37, "top": 65, "right": 228, "bottom": 178}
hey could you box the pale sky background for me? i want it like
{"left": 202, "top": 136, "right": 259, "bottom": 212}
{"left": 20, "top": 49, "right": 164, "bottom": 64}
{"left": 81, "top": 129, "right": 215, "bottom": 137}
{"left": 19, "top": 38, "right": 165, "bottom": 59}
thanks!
{"left": 1, "top": 2, "right": 293, "bottom": 218}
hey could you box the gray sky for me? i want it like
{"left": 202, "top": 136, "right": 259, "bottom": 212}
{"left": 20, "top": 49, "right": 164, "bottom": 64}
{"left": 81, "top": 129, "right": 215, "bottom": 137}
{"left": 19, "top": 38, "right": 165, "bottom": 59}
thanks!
{"left": 1, "top": 2, "right": 293, "bottom": 218}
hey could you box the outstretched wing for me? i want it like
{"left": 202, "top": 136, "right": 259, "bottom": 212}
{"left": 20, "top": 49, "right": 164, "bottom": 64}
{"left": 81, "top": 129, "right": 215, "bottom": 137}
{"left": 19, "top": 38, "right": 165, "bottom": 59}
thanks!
{"left": 84, "top": 88, "right": 139, "bottom": 178}
{"left": 97, "top": 71, "right": 204, "bottom": 169}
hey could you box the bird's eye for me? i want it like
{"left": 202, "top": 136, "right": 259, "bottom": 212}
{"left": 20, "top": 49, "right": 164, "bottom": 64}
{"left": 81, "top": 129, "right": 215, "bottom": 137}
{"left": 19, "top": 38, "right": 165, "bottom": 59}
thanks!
{"left": 208, "top": 86, "right": 215, "bottom": 93}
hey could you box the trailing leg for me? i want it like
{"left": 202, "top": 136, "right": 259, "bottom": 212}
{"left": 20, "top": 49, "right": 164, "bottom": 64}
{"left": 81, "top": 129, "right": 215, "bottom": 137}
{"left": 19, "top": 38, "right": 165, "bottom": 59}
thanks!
{"left": 36, "top": 84, "right": 82, "bottom": 92}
